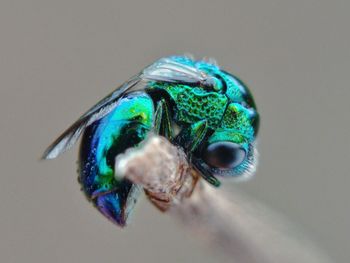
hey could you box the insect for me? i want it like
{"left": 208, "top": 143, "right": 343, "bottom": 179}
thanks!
{"left": 42, "top": 55, "right": 259, "bottom": 227}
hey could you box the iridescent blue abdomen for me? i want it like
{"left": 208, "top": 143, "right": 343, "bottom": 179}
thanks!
{"left": 78, "top": 92, "right": 154, "bottom": 226}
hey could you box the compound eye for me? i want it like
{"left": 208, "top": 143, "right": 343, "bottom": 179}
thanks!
{"left": 203, "top": 142, "right": 246, "bottom": 169}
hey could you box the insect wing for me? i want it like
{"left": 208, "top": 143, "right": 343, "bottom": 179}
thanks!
{"left": 43, "top": 56, "right": 210, "bottom": 160}
{"left": 42, "top": 74, "right": 141, "bottom": 159}
{"left": 142, "top": 57, "right": 208, "bottom": 84}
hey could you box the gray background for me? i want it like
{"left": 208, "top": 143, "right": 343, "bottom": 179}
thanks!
{"left": 1, "top": 0, "right": 349, "bottom": 262}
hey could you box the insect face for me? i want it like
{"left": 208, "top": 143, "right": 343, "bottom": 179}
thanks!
{"left": 190, "top": 67, "right": 259, "bottom": 180}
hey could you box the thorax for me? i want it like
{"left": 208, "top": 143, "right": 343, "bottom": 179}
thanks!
{"left": 147, "top": 83, "right": 229, "bottom": 129}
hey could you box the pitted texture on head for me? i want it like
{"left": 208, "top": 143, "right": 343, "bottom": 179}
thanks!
{"left": 221, "top": 103, "right": 255, "bottom": 141}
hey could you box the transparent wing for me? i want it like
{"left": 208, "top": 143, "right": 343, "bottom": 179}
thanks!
{"left": 42, "top": 74, "right": 141, "bottom": 159}
{"left": 141, "top": 57, "right": 208, "bottom": 84}
{"left": 43, "top": 56, "right": 209, "bottom": 160}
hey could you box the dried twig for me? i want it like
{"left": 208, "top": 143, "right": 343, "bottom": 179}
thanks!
{"left": 115, "top": 135, "right": 332, "bottom": 263}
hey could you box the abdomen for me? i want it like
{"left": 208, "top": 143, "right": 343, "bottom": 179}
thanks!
{"left": 78, "top": 91, "right": 154, "bottom": 226}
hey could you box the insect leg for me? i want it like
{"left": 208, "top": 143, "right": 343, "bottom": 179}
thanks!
{"left": 175, "top": 120, "right": 221, "bottom": 187}
{"left": 153, "top": 98, "right": 173, "bottom": 139}
{"left": 175, "top": 119, "right": 208, "bottom": 153}
{"left": 192, "top": 157, "right": 221, "bottom": 187}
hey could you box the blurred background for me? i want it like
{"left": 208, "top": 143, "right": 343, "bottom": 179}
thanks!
{"left": 1, "top": 0, "right": 349, "bottom": 262}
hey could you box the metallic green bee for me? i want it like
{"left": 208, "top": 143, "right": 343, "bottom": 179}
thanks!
{"left": 43, "top": 56, "right": 259, "bottom": 227}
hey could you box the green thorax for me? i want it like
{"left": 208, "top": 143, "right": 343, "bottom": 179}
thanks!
{"left": 148, "top": 82, "right": 228, "bottom": 129}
